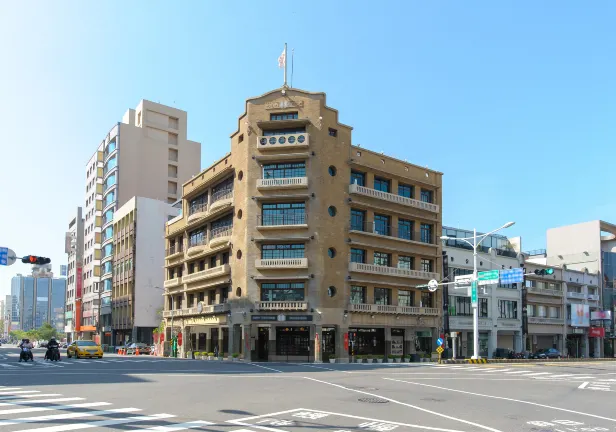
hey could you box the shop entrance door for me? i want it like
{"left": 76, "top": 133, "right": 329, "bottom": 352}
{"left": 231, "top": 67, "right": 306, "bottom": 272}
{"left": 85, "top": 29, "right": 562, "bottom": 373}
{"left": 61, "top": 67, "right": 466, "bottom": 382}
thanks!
{"left": 258, "top": 327, "right": 269, "bottom": 361}
{"left": 322, "top": 328, "right": 336, "bottom": 362}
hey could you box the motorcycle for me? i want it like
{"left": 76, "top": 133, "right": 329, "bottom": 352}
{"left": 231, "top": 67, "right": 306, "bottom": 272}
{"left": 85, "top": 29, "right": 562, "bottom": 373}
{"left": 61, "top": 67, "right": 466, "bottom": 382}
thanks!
{"left": 19, "top": 346, "right": 33, "bottom": 362}
{"left": 45, "top": 346, "right": 61, "bottom": 361}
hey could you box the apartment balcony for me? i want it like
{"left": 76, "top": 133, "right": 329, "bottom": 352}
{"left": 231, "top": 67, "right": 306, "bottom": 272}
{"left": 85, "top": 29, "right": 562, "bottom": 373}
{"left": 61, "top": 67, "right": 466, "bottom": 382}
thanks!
{"left": 255, "top": 258, "right": 308, "bottom": 270}
{"left": 567, "top": 292, "right": 586, "bottom": 300}
{"left": 166, "top": 244, "right": 184, "bottom": 259}
{"left": 187, "top": 203, "right": 208, "bottom": 224}
{"left": 186, "top": 237, "right": 208, "bottom": 256}
{"left": 183, "top": 264, "right": 231, "bottom": 285}
{"left": 527, "top": 287, "right": 563, "bottom": 297}
{"left": 255, "top": 301, "right": 308, "bottom": 311}
{"left": 349, "top": 262, "right": 439, "bottom": 281}
{"left": 257, "top": 213, "right": 308, "bottom": 230}
{"left": 348, "top": 303, "right": 439, "bottom": 316}
{"left": 210, "top": 190, "right": 234, "bottom": 213}
{"left": 164, "top": 277, "right": 182, "bottom": 289}
{"left": 528, "top": 317, "right": 565, "bottom": 325}
{"left": 349, "top": 184, "right": 439, "bottom": 213}
{"left": 164, "top": 303, "right": 230, "bottom": 318}
{"left": 258, "top": 133, "right": 309, "bottom": 151}
{"left": 209, "top": 226, "right": 232, "bottom": 248}
{"left": 588, "top": 294, "right": 600, "bottom": 301}
{"left": 257, "top": 177, "right": 309, "bottom": 190}
{"left": 349, "top": 221, "right": 436, "bottom": 246}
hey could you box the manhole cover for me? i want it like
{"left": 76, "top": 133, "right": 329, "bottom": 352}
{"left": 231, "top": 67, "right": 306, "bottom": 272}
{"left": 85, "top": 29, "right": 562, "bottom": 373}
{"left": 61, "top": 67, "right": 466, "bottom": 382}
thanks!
{"left": 358, "top": 398, "right": 389, "bottom": 404}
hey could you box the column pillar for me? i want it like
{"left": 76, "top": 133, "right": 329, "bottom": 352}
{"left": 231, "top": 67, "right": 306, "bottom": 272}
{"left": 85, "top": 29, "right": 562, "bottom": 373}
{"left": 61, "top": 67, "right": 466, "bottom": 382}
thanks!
{"left": 514, "top": 331, "right": 522, "bottom": 352}
{"left": 217, "top": 327, "right": 224, "bottom": 357}
{"left": 384, "top": 327, "right": 392, "bottom": 358}
{"left": 404, "top": 327, "right": 415, "bottom": 356}
{"left": 313, "top": 324, "right": 322, "bottom": 363}
{"left": 227, "top": 325, "right": 235, "bottom": 357}
{"left": 488, "top": 329, "right": 498, "bottom": 359}
{"left": 268, "top": 326, "right": 276, "bottom": 361}
{"left": 583, "top": 334, "right": 590, "bottom": 358}
{"left": 336, "top": 325, "right": 349, "bottom": 363}
{"left": 205, "top": 328, "right": 212, "bottom": 353}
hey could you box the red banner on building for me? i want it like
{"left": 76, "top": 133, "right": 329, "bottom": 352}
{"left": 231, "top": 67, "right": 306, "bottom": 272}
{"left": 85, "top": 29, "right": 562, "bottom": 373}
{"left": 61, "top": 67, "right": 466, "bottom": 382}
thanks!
{"left": 343, "top": 332, "right": 349, "bottom": 351}
{"left": 589, "top": 327, "right": 605, "bottom": 338}
{"left": 76, "top": 265, "right": 83, "bottom": 299}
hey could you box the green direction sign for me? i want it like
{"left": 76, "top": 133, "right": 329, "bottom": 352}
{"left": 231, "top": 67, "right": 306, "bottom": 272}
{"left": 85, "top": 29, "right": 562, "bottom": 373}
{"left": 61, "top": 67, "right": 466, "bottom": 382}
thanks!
{"left": 471, "top": 281, "right": 478, "bottom": 306}
{"left": 477, "top": 270, "right": 499, "bottom": 286}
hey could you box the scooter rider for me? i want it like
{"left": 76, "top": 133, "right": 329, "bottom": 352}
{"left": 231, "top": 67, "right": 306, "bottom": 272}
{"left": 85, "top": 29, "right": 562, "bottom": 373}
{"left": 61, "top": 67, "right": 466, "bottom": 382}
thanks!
{"left": 45, "top": 337, "right": 59, "bottom": 360}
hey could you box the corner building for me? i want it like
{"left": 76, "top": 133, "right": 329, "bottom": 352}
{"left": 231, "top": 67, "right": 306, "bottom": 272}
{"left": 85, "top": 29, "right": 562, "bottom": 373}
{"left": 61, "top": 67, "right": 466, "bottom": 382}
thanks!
{"left": 164, "top": 88, "right": 443, "bottom": 361}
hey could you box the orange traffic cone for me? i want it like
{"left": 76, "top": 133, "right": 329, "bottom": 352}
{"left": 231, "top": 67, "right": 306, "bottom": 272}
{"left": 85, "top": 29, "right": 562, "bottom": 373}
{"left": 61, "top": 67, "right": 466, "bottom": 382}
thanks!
{"left": 135, "top": 347, "right": 140, "bottom": 356}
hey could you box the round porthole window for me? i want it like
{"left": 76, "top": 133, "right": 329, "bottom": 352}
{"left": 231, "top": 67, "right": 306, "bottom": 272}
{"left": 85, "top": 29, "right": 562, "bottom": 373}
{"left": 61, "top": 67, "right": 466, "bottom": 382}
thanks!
{"left": 237, "top": 209, "right": 243, "bottom": 219}
{"left": 236, "top": 287, "right": 242, "bottom": 297}
{"left": 328, "top": 206, "right": 337, "bottom": 217}
{"left": 236, "top": 250, "right": 242, "bottom": 259}
{"left": 328, "top": 166, "right": 337, "bottom": 176}
{"left": 238, "top": 171, "right": 244, "bottom": 181}
{"left": 327, "top": 286, "right": 337, "bottom": 297}
{"left": 328, "top": 248, "right": 336, "bottom": 258}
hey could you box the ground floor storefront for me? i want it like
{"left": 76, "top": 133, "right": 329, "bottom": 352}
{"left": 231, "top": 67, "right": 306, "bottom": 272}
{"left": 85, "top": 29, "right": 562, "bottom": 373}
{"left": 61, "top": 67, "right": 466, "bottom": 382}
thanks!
{"left": 166, "top": 315, "right": 440, "bottom": 362}
{"left": 447, "top": 329, "right": 523, "bottom": 359}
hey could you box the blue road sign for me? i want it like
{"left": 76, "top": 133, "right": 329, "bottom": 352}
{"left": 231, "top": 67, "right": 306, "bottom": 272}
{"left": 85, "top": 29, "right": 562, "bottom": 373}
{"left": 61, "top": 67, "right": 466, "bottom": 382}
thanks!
{"left": 437, "top": 338, "right": 444, "bottom": 347}
{"left": 0, "top": 247, "right": 8, "bottom": 266}
{"left": 500, "top": 268, "right": 524, "bottom": 284}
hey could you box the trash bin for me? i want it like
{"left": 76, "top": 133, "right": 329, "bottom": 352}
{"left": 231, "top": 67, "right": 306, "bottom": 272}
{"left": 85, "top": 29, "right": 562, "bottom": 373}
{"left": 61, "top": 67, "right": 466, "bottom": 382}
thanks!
{"left": 410, "top": 353, "right": 421, "bottom": 363}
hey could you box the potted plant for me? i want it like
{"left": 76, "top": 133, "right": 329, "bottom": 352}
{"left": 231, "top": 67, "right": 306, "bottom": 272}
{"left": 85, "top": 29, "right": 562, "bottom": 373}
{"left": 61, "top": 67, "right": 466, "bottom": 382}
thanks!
{"left": 329, "top": 357, "right": 336, "bottom": 364}
{"left": 388, "top": 354, "right": 397, "bottom": 363}
{"left": 376, "top": 355, "right": 383, "bottom": 363}
{"left": 208, "top": 352, "right": 214, "bottom": 360}
{"left": 232, "top": 353, "right": 239, "bottom": 361}
{"left": 194, "top": 351, "right": 200, "bottom": 359}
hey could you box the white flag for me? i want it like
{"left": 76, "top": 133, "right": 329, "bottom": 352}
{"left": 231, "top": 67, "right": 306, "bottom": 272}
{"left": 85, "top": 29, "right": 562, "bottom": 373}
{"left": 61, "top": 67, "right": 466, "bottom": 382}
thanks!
{"left": 278, "top": 48, "right": 286, "bottom": 69}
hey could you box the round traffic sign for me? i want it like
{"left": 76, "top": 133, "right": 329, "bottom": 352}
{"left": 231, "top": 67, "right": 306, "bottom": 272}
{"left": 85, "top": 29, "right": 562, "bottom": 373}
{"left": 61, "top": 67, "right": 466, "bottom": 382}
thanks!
{"left": 428, "top": 279, "right": 439, "bottom": 292}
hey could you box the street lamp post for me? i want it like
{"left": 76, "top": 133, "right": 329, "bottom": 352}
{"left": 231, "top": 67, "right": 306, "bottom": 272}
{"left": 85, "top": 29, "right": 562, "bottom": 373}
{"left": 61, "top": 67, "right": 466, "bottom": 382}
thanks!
{"left": 441, "top": 222, "right": 515, "bottom": 359}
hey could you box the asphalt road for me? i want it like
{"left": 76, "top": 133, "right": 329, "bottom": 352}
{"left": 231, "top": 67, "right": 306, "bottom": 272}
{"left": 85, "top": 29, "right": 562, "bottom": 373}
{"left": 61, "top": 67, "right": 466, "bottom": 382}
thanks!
{"left": 0, "top": 345, "right": 614, "bottom": 432}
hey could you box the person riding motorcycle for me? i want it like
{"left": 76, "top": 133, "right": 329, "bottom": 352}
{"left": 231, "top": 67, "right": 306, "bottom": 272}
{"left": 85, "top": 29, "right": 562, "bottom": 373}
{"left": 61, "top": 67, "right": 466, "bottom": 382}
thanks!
{"left": 45, "top": 337, "right": 60, "bottom": 360}
{"left": 18, "top": 338, "right": 33, "bottom": 361}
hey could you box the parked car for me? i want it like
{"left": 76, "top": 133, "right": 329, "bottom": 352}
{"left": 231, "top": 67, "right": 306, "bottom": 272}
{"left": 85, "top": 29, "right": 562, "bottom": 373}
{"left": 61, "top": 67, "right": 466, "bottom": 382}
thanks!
{"left": 125, "top": 343, "right": 151, "bottom": 355}
{"left": 532, "top": 348, "right": 562, "bottom": 359}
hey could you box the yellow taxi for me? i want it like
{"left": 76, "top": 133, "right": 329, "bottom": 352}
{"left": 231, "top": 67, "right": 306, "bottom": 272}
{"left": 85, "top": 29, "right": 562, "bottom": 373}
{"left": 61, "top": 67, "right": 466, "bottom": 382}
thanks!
{"left": 67, "top": 340, "right": 104, "bottom": 359}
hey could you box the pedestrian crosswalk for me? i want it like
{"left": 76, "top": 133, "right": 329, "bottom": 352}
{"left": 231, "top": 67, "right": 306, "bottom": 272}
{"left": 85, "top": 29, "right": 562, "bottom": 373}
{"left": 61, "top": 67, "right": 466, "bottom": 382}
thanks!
{"left": 431, "top": 364, "right": 601, "bottom": 381}
{"left": 0, "top": 386, "right": 213, "bottom": 431}
{"left": 0, "top": 358, "right": 170, "bottom": 369}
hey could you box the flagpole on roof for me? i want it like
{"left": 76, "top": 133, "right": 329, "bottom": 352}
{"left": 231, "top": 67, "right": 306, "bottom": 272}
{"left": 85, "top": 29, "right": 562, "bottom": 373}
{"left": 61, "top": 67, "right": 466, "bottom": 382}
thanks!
{"left": 283, "top": 43, "right": 288, "bottom": 87}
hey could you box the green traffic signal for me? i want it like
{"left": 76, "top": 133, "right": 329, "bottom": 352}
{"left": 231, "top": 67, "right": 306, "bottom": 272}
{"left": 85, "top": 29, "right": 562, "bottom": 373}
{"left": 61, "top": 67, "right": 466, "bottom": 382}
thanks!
{"left": 545, "top": 268, "right": 554, "bottom": 275}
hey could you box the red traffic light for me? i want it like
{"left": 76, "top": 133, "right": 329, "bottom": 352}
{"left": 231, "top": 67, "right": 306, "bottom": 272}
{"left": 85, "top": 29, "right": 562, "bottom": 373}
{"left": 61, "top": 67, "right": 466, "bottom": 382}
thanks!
{"left": 21, "top": 256, "right": 51, "bottom": 265}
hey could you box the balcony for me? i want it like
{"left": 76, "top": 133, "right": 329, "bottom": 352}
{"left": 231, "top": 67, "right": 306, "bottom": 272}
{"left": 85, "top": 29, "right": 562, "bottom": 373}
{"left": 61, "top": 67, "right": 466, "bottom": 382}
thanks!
{"left": 210, "top": 189, "right": 234, "bottom": 211}
{"left": 255, "top": 301, "right": 308, "bottom": 311}
{"left": 349, "top": 221, "right": 436, "bottom": 245}
{"left": 183, "top": 264, "right": 231, "bottom": 284}
{"left": 187, "top": 203, "right": 208, "bottom": 224}
{"left": 348, "top": 303, "right": 439, "bottom": 316}
{"left": 258, "top": 133, "right": 309, "bottom": 151}
{"left": 255, "top": 258, "right": 308, "bottom": 270}
{"left": 349, "top": 262, "right": 439, "bottom": 281}
{"left": 527, "top": 287, "right": 563, "bottom": 297}
{"left": 528, "top": 317, "right": 565, "bottom": 325}
{"left": 164, "top": 303, "right": 230, "bottom": 318}
{"left": 588, "top": 294, "right": 600, "bottom": 301}
{"left": 186, "top": 237, "right": 208, "bottom": 256}
{"left": 349, "top": 184, "right": 439, "bottom": 213}
{"left": 257, "top": 177, "right": 309, "bottom": 190}
{"left": 567, "top": 292, "right": 586, "bottom": 300}
{"left": 164, "top": 277, "right": 182, "bottom": 289}
{"left": 166, "top": 244, "right": 184, "bottom": 258}
{"left": 257, "top": 213, "right": 308, "bottom": 230}
{"left": 209, "top": 226, "right": 232, "bottom": 248}
{"left": 495, "top": 249, "right": 518, "bottom": 258}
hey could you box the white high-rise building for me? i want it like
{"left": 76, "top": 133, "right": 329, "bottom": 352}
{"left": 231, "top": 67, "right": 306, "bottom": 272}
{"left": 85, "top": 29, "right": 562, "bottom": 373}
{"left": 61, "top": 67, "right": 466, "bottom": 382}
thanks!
{"left": 65, "top": 207, "right": 84, "bottom": 343}
{"left": 82, "top": 100, "right": 201, "bottom": 345}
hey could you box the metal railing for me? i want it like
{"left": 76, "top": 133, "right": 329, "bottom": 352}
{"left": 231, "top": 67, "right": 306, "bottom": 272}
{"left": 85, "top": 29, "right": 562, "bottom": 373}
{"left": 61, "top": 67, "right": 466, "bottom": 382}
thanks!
{"left": 496, "top": 249, "right": 518, "bottom": 258}
{"left": 525, "top": 249, "right": 547, "bottom": 256}
{"left": 188, "top": 202, "right": 207, "bottom": 216}
{"left": 348, "top": 303, "right": 439, "bottom": 316}
{"left": 255, "top": 301, "right": 308, "bottom": 311}
{"left": 349, "top": 183, "right": 439, "bottom": 213}
{"left": 349, "top": 220, "right": 435, "bottom": 244}
{"left": 257, "top": 213, "right": 307, "bottom": 226}
{"left": 349, "top": 262, "right": 439, "bottom": 280}
{"left": 211, "top": 188, "right": 233, "bottom": 203}
{"left": 257, "top": 177, "right": 308, "bottom": 188}
{"left": 188, "top": 237, "right": 207, "bottom": 248}
{"left": 166, "top": 243, "right": 184, "bottom": 256}
{"left": 255, "top": 258, "right": 308, "bottom": 268}
{"left": 210, "top": 225, "right": 232, "bottom": 240}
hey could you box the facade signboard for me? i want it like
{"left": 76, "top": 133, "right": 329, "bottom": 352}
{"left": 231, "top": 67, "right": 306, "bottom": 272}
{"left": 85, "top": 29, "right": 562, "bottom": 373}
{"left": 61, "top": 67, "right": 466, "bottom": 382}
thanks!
{"left": 589, "top": 327, "right": 605, "bottom": 338}
{"left": 570, "top": 304, "right": 590, "bottom": 327}
{"left": 591, "top": 310, "right": 612, "bottom": 320}
{"left": 252, "top": 315, "right": 313, "bottom": 322}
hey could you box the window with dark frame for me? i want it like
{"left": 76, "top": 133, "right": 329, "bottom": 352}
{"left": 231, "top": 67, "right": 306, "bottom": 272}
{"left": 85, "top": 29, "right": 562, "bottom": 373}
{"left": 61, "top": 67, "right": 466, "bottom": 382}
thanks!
{"left": 398, "top": 255, "right": 414, "bottom": 270}
{"left": 351, "top": 209, "right": 366, "bottom": 231}
{"left": 262, "top": 244, "right": 305, "bottom": 259}
{"left": 420, "top": 224, "right": 433, "bottom": 244}
{"left": 374, "top": 176, "right": 391, "bottom": 193}
{"left": 263, "top": 162, "right": 306, "bottom": 179}
{"left": 260, "top": 282, "right": 305, "bottom": 301}
{"left": 398, "top": 218, "right": 413, "bottom": 240}
{"left": 398, "top": 183, "right": 414, "bottom": 199}
{"left": 351, "top": 170, "right": 365, "bottom": 186}
{"left": 350, "top": 286, "right": 366, "bottom": 304}
{"left": 374, "top": 288, "right": 392, "bottom": 305}
{"left": 374, "top": 214, "right": 391, "bottom": 236}
{"left": 420, "top": 189, "right": 433, "bottom": 203}
{"left": 328, "top": 128, "right": 338, "bottom": 137}
{"left": 421, "top": 258, "right": 433, "bottom": 273}
{"left": 350, "top": 248, "right": 366, "bottom": 264}
{"left": 398, "top": 290, "right": 414, "bottom": 307}
{"left": 499, "top": 300, "right": 518, "bottom": 319}
{"left": 261, "top": 202, "right": 306, "bottom": 226}
{"left": 374, "top": 251, "right": 391, "bottom": 267}
{"left": 270, "top": 112, "right": 298, "bottom": 121}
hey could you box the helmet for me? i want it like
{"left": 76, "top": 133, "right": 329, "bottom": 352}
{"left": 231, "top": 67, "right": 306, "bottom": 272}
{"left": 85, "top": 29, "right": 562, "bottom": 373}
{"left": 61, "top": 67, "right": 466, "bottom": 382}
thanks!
{"left": 50, "top": 337, "right": 56, "bottom": 341}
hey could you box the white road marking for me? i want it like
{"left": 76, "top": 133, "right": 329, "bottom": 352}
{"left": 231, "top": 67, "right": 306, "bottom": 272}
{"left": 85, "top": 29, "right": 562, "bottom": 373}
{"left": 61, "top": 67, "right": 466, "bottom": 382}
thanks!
{"left": 483, "top": 369, "right": 513, "bottom": 373}
{"left": 249, "top": 363, "right": 283, "bottom": 373}
{"left": 521, "top": 372, "right": 551, "bottom": 376}
{"left": 20, "top": 413, "right": 176, "bottom": 432}
{"left": 230, "top": 407, "right": 468, "bottom": 432}
{"left": 302, "top": 364, "right": 352, "bottom": 373}
{"left": 0, "top": 407, "right": 141, "bottom": 426}
{"left": 549, "top": 374, "right": 575, "bottom": 378}
{"left": 0, "top": 397, "right": 84, "bottom": 406}
{"left": 578, "top": 382, "right": 589, "bottom": 389}
{"left": 0, "top": 402, "right": 110, "bottom": 415}
{"left": 385, "top": 378, "right": 616, "bottom": 423}
{"left": 504, "top": 370, "right": 532, "bottom": 374}
{"left": 302, "top": 377, "right": 503, "bottom": 432}
{"left": 142, "top": 420, "right": 214, "bottom": 431}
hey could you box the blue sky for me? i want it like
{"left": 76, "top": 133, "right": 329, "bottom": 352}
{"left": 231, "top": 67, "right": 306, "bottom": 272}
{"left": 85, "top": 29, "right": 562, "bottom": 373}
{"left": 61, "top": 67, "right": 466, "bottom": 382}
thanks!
{"left": 1, "top": 1, "right": 614, "bottom": 297}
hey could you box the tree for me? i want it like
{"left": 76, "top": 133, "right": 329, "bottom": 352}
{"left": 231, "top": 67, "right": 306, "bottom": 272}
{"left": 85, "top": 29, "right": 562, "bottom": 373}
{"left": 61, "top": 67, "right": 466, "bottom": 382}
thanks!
{"left": 9, "top": 330, "right": 25, "bottom": 341}
{"left": 37, "top": 323, "right": 57, "bottom": 341}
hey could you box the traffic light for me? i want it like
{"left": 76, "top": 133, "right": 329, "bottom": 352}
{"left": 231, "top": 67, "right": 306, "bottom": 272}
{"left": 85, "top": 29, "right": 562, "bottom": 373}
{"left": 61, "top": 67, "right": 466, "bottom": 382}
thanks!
{"left": 21, "top": 256, "right": 51, "bottom": 265}
{"left": 534, "top": 268, "right": 554, "bottom": 276}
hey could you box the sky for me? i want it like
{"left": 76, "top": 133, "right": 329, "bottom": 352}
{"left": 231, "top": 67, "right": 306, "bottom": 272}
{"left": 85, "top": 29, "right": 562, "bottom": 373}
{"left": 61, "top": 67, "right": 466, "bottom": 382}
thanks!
{"left": 1, "top": 1, "right": 615, "bottom": 298}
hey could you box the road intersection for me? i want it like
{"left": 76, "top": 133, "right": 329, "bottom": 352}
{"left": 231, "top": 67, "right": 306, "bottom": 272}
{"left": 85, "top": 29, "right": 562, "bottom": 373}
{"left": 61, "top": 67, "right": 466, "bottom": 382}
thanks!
{"left": 0, "top": 346, "right": 614, "bottom": 431}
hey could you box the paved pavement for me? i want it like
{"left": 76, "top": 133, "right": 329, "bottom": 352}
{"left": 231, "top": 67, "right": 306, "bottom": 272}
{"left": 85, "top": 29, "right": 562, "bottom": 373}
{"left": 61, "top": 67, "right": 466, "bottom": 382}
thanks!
{"left": 0, "top": 346, "right": 615, "bottom": 431}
